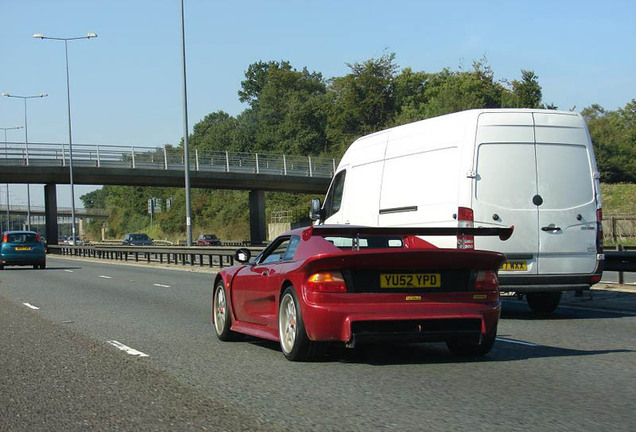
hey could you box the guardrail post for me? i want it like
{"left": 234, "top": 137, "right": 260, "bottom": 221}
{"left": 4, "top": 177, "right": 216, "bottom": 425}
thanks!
{"left": 96, "top": 144, "right": 101, "bottom": 167}
{"left": 195, "top": 149, "right": 199, "bottom": 171}
{"left": 308, "top": 156, "right": 313, "bottom": 177}
{"left": 62, "top": 144, "right": 66, "bottom": 167}
{"left": 332, "top": 158, "right": 336, "bottom": 175}
{"left": 283, "top": 154, "right": 287, "bottom": 175}
{"left": 164, "top": 146, "right": 168, "bottom": 169}
{"left": 255, "top": 153, "right": 259, "bottom": 174}
{"left": 25, "top": 145, "right": 29, "bottom": 166}
{"left": 618, "top": 245, "right": 625, "bottom": 284}
{"left": 131, "top": 147, "right": 136, "bottom": 168}
{"left": 226, "top": 151, "right": 230, "bottom": 172}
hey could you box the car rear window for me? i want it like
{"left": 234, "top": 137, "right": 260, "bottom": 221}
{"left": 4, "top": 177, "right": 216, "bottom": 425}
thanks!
{"left": 324, "top": 236, "right": 403, "bottom": 249}
{"left": 7, "top": 233, "right": 39, "bottom": 244}
{"left": 132, "top": 234, "right": 150, "bottom": 240}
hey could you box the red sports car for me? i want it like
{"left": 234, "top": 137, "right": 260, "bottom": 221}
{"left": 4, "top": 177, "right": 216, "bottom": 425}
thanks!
{"left": 212, "top": 225, "right": 513, "bottom": 361}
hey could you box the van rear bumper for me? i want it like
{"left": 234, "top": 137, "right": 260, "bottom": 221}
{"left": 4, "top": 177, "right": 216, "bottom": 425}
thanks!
{"left": 499, "top": 273, "right": 601, "bottom": 293}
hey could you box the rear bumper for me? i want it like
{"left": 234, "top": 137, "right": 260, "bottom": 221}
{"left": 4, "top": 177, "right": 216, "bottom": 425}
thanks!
{"left": 301, "top": 296, "right": 500, "bottom": 346}
{"left": 1, "top": 255, "right": 46, "bottom": 266}
{"left": 499, "top": 271, "right": 602, "bottom": 293}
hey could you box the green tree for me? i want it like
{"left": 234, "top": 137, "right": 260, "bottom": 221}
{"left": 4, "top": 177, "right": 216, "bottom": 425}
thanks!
{"left": 582, "top": 100, "right": 636, "bottom": 183}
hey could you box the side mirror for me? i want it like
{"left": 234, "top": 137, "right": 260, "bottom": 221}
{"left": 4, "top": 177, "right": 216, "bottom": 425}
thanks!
{"left": 234, "top": 248, "right": 251, "bottom": 264}
{"left": 310, "top": 198, "right": 323, "bottom": 222}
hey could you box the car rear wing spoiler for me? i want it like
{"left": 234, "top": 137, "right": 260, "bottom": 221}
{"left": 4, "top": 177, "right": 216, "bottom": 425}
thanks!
{"left": 306, "top": 225, "right": 514, "bottom": 241}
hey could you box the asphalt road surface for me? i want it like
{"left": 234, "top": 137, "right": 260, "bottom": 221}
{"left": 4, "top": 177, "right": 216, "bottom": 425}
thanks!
{"left": 1, "top": 256, "right": 634, "bottom": 431}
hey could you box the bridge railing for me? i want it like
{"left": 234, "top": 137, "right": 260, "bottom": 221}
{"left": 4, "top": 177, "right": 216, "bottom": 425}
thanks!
{"left": 0, "top": 142, "right": 338, "bottom": 178}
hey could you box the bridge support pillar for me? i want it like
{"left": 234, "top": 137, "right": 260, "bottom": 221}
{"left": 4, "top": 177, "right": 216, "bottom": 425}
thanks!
{"left": 44, "top": 184, "right": 59, "bottom": 245}
{"left": 249, "top": 190, "right": 266, "bottom": 245}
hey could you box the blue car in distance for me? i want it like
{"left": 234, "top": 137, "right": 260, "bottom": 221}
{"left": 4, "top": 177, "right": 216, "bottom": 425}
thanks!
{"left": 0, "top": 231, "right": 46, "bottom": 270}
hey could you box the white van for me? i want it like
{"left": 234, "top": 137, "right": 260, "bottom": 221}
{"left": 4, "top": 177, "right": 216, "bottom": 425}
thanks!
{"left": 312, "top": 108, "right": 604, "bottom": 314}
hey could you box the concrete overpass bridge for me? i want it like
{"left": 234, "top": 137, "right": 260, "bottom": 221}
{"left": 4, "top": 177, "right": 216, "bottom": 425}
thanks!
{"left": 0, "top": 142, "right": 335, "bottom": 244}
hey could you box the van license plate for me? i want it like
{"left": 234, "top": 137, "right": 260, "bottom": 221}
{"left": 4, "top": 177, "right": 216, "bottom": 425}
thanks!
{"left": 380, "top": 273, "right": 441, "bottom": 288}
{"left": 500, "top": 261, "right": 527, "bottom": 271}
{"left": 15, "top": 246, "right": 31, "bottom": 251}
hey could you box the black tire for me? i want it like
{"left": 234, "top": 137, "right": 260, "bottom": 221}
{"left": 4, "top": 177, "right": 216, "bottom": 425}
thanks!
{"left": 0, "top": 264, "right": 4, "bottom": 270}
{"left": 39, "top": 262, "right": 46, "bottom": 270}
{"left": 212, "top": 281, "right": 243, "bottom": 341}
{"left": 526, "top": 292, "right": 562, "bottom": 315}
{"left": 33, "top": 264, "right": 38, "bottom": 269}
{"left": 278, "top": 286, "right": 320, "bottom": 361}
{"left": 446, "top": 329, "right": 497, "bottom": 357}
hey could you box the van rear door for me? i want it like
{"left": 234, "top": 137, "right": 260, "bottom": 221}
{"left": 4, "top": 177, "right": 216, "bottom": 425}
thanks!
{"left": 473, "top": 112, "right": 539, "bottom": 275}
{"left": 534, "top": 113, "right": 598, "bottom": 274}
{"left": 473, "top": 111, "right": 598, "bottom": 276}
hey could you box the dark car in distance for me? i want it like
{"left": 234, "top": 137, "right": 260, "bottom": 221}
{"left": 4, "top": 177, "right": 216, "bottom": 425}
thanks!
{"left": 197, "top": 234, "right": 221, "bottom": 246}
{"left": 122, "top": 233, "right": 154, "bottom": 246}
{"left": 1, "top": 230, "right": 46, "bottom": 269}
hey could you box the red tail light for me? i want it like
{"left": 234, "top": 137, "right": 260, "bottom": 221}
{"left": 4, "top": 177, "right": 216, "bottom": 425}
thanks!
{"left": 306, "top": 271, "right": 347, "bottom": 293}
{"left": 35, "top": 234, "right": 41, "bottom": 243}
{"left": 596, "top": 208, "right": 603, "bottom": 252}
{"left": 475, "top": 270, "right": 498, "bottom": 291}
{"left": 457, "top": 207, "right": 474, "bottom": 249}
{"left": 2, "top": 234, "right": 7, "bottom": 243}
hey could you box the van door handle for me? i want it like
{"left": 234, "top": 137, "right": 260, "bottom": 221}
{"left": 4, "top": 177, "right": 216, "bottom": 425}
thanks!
{"left": 541, "top": 225, "right": 561, "bottom": 232}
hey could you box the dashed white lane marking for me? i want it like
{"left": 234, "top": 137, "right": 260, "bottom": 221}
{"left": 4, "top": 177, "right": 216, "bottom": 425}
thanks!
{"left": 496, "top": 337, "right": 539, "bottom": 347}
{"left": 65, "top": 270, "right": 74, "bottom": 273}
{"left": 23, "top": 303, "right": 40, "bottom": 310}
{"left": 107, "top": 340, "right": 149, "bottom": 358}
{"left": 99, "top": 275, "right": 112, "bottom": 279}
{"left": 153, "top": 283, "right": 171, "bottom": 288}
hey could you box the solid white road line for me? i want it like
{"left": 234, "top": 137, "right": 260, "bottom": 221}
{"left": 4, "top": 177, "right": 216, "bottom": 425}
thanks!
{"left": 23, "top": 303, "right": 40, "bottom": 310}
{"left": 153, "top": 283, "right": 171, "bottom": 288}
{"left": 99, "top": 275, "right": 112, "bottom": 279}
{"left": 107, "top": 340, "right": 149, "bottom": 358}
{"left": 496, "top": 337, "right": 540, "bottom": 347}
{"left": 64, "top": 270, "right": 74, "bottom": 273}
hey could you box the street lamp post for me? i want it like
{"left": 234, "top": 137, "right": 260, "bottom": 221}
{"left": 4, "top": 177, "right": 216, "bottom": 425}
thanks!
{"left": 2, "top": 93, "right": 48, "bottom": 231}
{"left": 34, "top": 33, "right": 97, "bottom": 245}
{"left": 1, "top": 126, "right": 23, "bottom": 231}
{"left": 180, "top": 0, "right": 193, "bottom": 246}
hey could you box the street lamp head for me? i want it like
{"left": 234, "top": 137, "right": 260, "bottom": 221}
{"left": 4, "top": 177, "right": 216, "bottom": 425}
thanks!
{"left": 40, "top": 93, "right": 48, "bottom": 98}
{"left": 33, "top": 33, "right": 44, "bottom": 39}
{"left": 87, "top": 33, "right": 98, "bottom": 39}
{"left": 1, "top": 93, "right": 8, "bottom": 97}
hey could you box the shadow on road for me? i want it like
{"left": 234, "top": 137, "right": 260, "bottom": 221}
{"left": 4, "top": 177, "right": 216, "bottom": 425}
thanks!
{"left": 502, "top": 295, "right": 636, "bottom": 320}
{"left": 245, "top": 336, "right": 633, "bottom": 366}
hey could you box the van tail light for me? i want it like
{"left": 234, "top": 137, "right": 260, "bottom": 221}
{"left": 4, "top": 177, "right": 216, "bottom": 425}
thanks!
{"left": 457, "top": 207, "right": 474, "bottom": 249}
{"left": 306, "top": 271, "right": 347, "bottom": 293}
{"left": 2, "top": 234, "right": 7, "bottom": 243}
{"left": 596, "top": 208, "right": 603, "bottom": 252}
{"left": 475, "top": 270, "right": 498, "bottom": 291}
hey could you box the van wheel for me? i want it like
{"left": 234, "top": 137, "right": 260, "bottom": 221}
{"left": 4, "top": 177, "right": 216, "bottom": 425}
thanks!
{"left": 526, "top": 292, "right": 562, "bottom": 315}
{"left": 447, "top": 330, "right": 497, "bottom": 357}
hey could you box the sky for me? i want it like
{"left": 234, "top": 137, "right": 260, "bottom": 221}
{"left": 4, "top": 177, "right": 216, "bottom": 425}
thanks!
{"left": 1, "top": 0, "right": 634, "bottom": 208}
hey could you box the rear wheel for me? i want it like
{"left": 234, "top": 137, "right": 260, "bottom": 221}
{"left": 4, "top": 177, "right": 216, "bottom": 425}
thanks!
{"left": 279, "top": 286, "right": 320, "bottom": 361}
{"left": 33, "top": 264, "right": 38, "bottom": 269}
{"left": 39, "top": 262, "right": 46, "bottom": 269}
{"left": 212, "top": 281, "right": 242, "bottom": 341}
{"left": 526, "top": 292, "right": 562, "bottom": 315}
{"left": 446, "top": 329, "right": 497, "bottom": 357}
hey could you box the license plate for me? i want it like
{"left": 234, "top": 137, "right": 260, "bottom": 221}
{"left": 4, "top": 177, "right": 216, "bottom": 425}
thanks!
{"left": 15, "top": 246, "right": 31, "bottom": 251}
{"left": 380, "top": 273, "right": 441, "bottom": 288}
{"left": 500, "top": 261, "right": 527, "bottom": 271}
